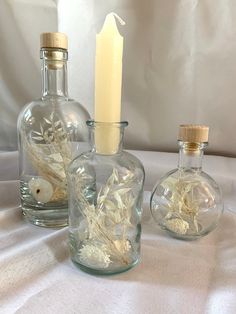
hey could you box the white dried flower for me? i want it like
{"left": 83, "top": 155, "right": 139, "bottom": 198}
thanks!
{"left": 113, "top": 240, "right": 131, "bottom": 253}
{"left": 24, "top": 112, "right": 72, "bottom": 204}
{"left": 165, "top": 218, "right": 189, "bottom": 235}
{"left": 28, "top": 177, "right": 53, "bottom": 203}
{"left": 161, "top": 177, "right": 202, "bottom": 232}
{"left": 79, "top": 244, "right": 111, "bottom": 268}
{"left": 75, "top": 167, "right": 138, "bottom": 267}
{"left": 49, "top": 153, "right": 64, "bottom": 163}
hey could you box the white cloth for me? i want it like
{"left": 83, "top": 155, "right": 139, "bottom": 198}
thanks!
{"left": 1, "top": 150, "right": 236, "bottom": 314}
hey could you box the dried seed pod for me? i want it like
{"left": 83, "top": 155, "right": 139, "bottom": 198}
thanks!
{"left": 29, "top": 177, "right": 53, "bottom": 203}
{"left": 165, "top": 218, "right": 189, "bottom": 235}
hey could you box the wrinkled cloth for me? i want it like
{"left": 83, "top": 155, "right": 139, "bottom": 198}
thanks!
{"left": 1, "top": 150, "right": 236, "bottom": 314}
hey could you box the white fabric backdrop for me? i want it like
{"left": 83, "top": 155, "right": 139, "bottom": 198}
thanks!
{"left": 58, "top": 0, "right": 236, "bottom": 156}
{"left": 0, "top": 0, "right": 57, "bottom": 150}
{"left": 0, "top": 0, "right": 236, "bottom": 154}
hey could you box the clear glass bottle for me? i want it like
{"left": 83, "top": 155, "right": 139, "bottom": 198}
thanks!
{"left": 17, "top": 33, "right": 90, "bottom": 228}
{"left": 150, "top": 125, "right": 223, "bottom": 240}
{"left": 68, "top": 121, "right": 145, "bottom": 275}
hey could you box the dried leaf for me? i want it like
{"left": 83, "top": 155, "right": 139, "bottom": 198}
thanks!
{"left": 40, "top": 124, "right": 44, "bottom": 135}
{"left": 43, "top": 117, "right": 51, "bottom": 124}
{"left": 32, "top": 131, "right": 42, "bottom": 136}
{"left": 54, "top": 120, "right": 62, "bottom": 127}
{"left": 32, "top": 136, "right": 43, "bottom": 141}
{"left": 117, "top": 188, "right": 131, "bottom": 195}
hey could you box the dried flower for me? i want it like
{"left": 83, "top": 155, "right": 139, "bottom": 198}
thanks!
{"left": 24, "top": 112, "right": 72, "bottom": 203}
{"left": 161, "top": 174, "right": 215, "bottom": 234}
{"left": 79, "top": 244, "right": 111, "bottom": 268}
{"left": 165, "top": 218, "right": 189, "bottom": 235}
{"left": 77, "top": 168, "right": 137, "bottom": 267}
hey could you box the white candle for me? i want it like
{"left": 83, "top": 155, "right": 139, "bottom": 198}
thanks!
{"left": 95, "top": 13, "right": 125, "bottom": 154}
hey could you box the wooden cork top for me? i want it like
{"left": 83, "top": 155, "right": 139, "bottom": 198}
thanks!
{"left": 40, "top": 32, "right": 68, "bottom": 50}
{"left": 178, "top": 125, "right": 209, "bottom": 143}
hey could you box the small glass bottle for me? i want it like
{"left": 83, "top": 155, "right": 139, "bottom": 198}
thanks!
{"left": 17, "top": 33, "right": 90, "bottom": 227}
{"left": 68, "top": 121, "right": 145, "bottom": 275}
{"left": 150, "top": 125, "right": 223, "bottom": 240}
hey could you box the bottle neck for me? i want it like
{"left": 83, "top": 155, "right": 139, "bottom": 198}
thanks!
{"left": 87, "top": 121, "right": 128, "bottom": 155}
{"left": 41, "top": 49, "right": 68, "bottom": 99}
{"left": 178, "top": 142, "right": 206, "bottom": 171}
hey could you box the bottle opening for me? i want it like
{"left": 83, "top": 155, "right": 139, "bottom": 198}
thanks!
{"left": 86, "top": 120, "right": 128, "bottom": 129}
{"left": 86, "top": 120, "right": 128, "bottom": 155}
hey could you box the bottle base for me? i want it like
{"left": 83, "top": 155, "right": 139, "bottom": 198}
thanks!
{"left": 163, "top": 223, "right": 218, "bottom": 240}
{"left": 21, "top": 204, "right": 68, "bottom": 228}
{"left": 71, "top": 258, "right": 140, "bottom": 276}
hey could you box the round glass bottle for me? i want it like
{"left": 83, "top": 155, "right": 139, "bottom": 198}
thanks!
{"left": 150, "top": 125, "right": 223, "bottom": 240}
{"left": 68, "top": 121, "right": 145, "bottom": 275}
{"left": 17, "top": 33, "right": 90, "bottom": 227}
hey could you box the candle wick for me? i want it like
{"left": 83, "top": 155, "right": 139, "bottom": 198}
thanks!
{"left": 109, "top": 12, "right": 126, "bottom": 26}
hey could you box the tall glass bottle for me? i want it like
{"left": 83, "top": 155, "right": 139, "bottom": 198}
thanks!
{"left": 68, "top": 121, "right": 145, "bottom": 275}
{"left": 150, "top": 125, "right": 223, "bottom": 240}
{"left": 17, "top": 33, "right": 90, "bottom": 227}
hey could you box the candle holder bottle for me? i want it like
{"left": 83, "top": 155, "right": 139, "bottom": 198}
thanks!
{"left": 150, "top": 125, "right": 223, "bottom": 240}
{"left": 17, "top": 33, "right": 90, "bottom": 227}
{"left": 68, "top": 121, "right": 145, "bottom": 275}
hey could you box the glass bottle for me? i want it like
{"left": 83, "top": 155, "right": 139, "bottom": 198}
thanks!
{"left": 150, "top": 125, "right": 223, "bottom": 240}
{"left": 68, "top": 121, "right": 145, "bottom": 275}
{"left": 17, "top": 33, "right": 90, "bottom": 228}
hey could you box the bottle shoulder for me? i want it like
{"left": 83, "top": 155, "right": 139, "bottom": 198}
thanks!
{"left": 18, "top": 98, "right": 41, "bottom": 114}
{"left": 68, "top": 150, "right": 145, "bottom": 180}
{"left": 63, "top": 98, "right": 90, "bottom": 119}
{"left": 69, "top": 151, "right": 93, "bottom": 173}
{"left": 158, "top": 168, "right": 218, "bottom": 179}
{"left": 19, "top": 98, "right": 90, "bottom": 115}
{"left": 17, "top": 97, "right": 90, "bottom": 145}
{"left": 155, "top": 168, "right": 221, "bottom": 193}
{"left": 18, "top": 97, "right": 90, "bottom": 127}
{"left": 121, "top": 150, "right": 145, "bottom": 173}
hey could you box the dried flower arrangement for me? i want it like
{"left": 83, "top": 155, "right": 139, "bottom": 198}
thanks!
{"left": 24, "top": 112, "right": 72, "bottom": 203}
{"left": 75, "top": 167, "right": 137, "bottom": 269}
{"left": 160, "top": 175, "right": 215, "bottom": 235}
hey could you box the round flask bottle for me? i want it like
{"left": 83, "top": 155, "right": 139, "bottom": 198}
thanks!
{"left": 17, "top": 33, "right": 90, "bottom": 227}
{"left": 68, "top": 121, "right": 145, "bottom": 275}
{"left": 150, "top": 125, "right": 223, "bottom": 240}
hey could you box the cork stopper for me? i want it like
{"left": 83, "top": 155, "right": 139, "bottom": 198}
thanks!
{"left": 40, "top": 32, "right": 68, "bottom": 50}
{"left": 178, "top": 125, "right": 209, "bottom": 143}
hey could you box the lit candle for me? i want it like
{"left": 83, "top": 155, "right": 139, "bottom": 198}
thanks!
{"left": 95, "top": 13, "right": 125, "bottom": 154}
